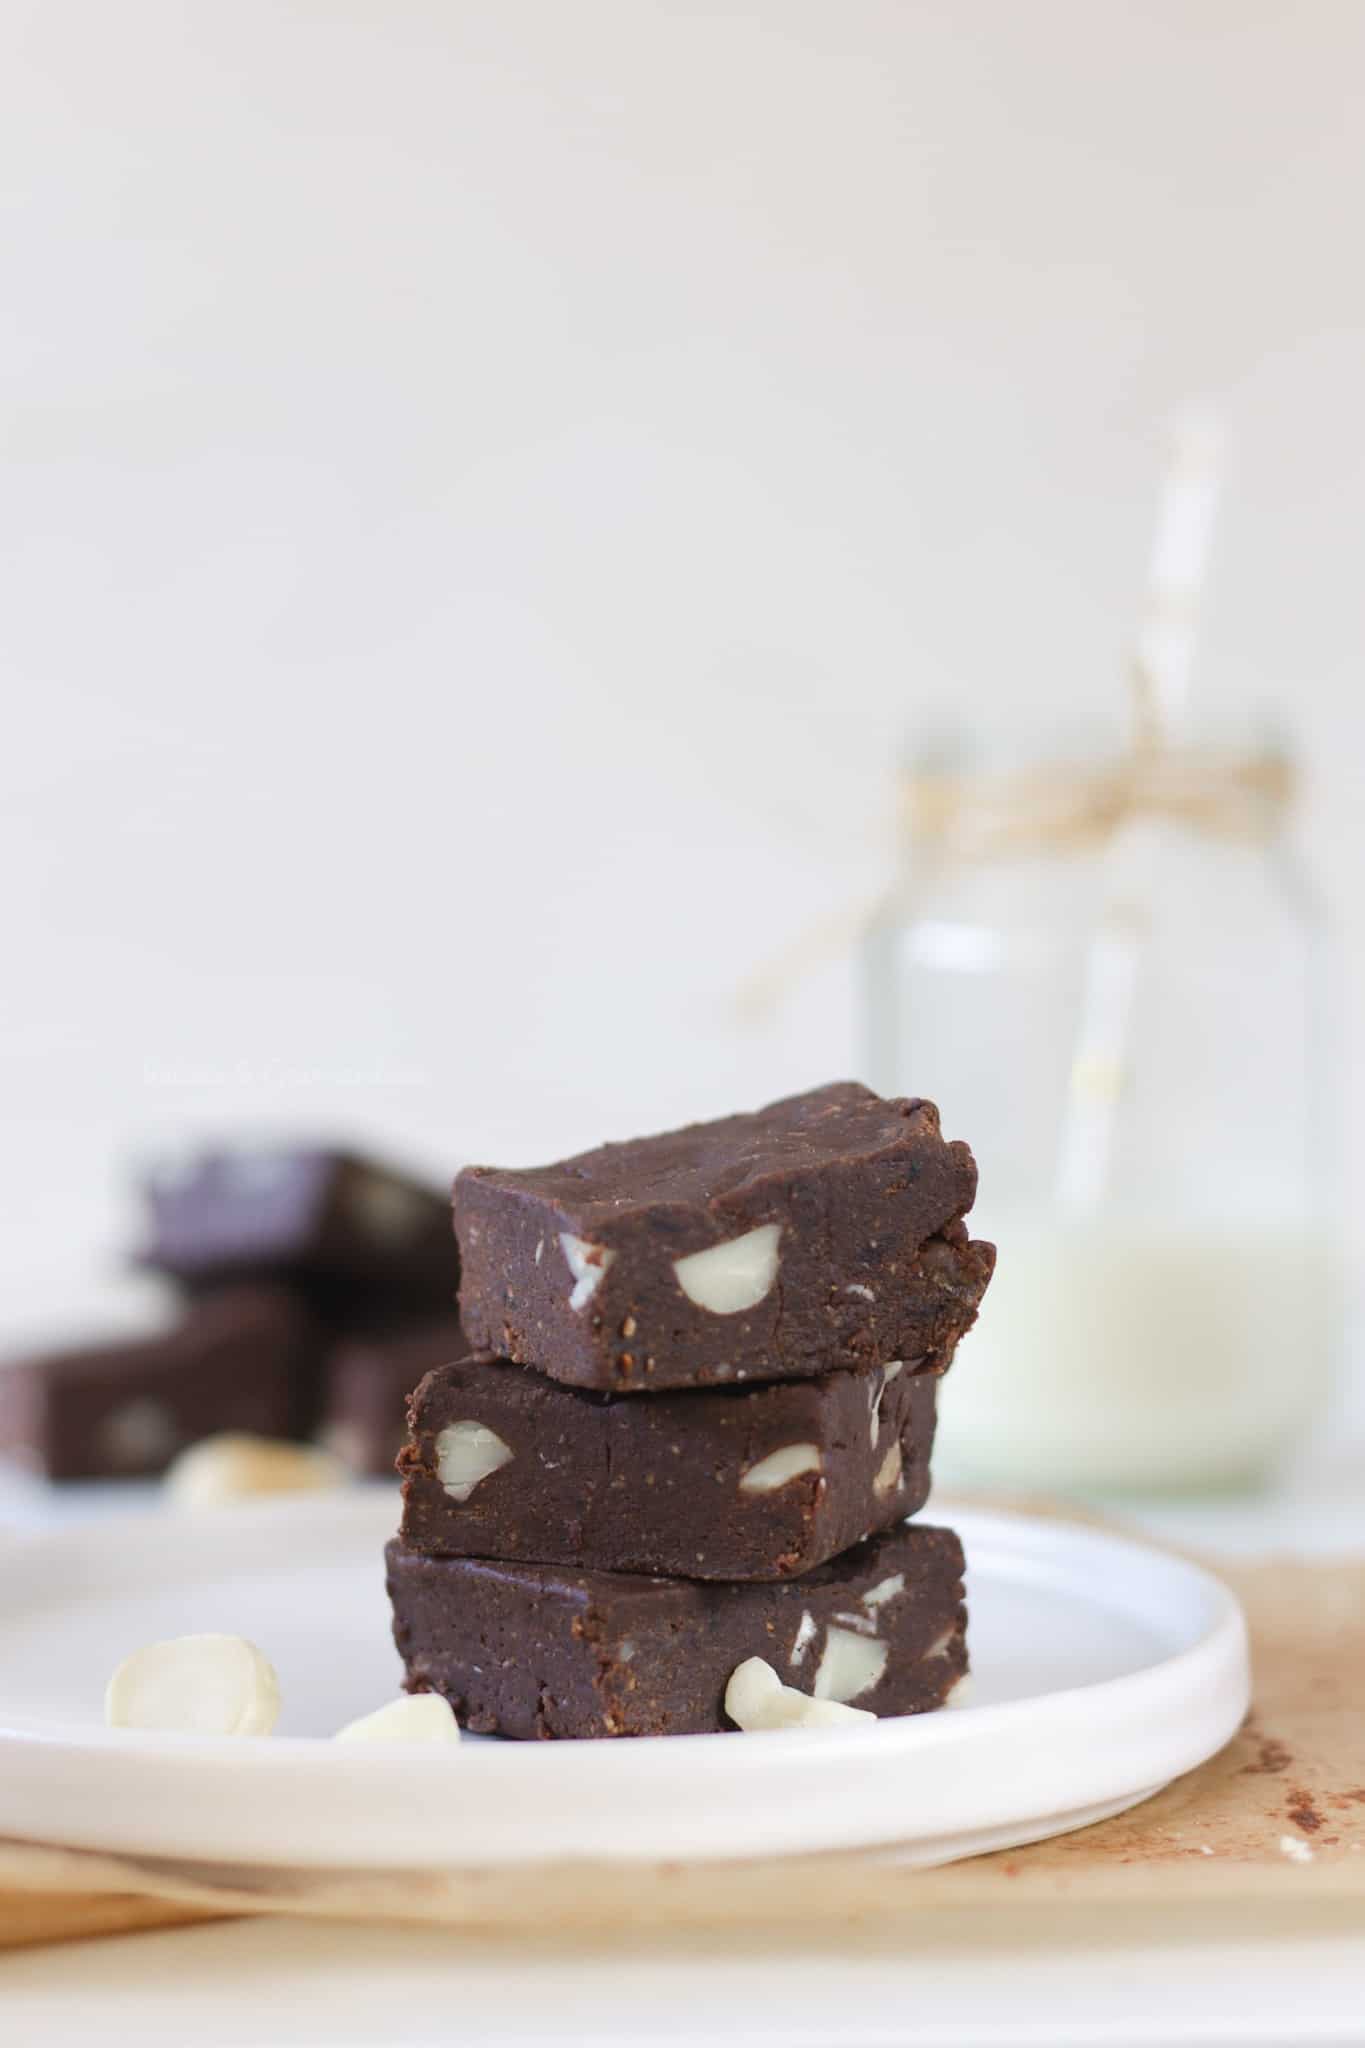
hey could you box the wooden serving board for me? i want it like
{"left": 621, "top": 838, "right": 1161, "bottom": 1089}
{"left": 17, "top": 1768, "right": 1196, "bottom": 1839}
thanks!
{"left": 3, "top": 1550, "right": 1363, "bottom": 1949}
{"left": 0, "top": 1891, "right": 221, "bottom": 1952}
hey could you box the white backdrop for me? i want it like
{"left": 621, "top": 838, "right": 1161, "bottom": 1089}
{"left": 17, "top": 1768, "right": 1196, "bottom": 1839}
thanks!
{"left": 4, "top": 2, "right": 1363, "bottom": 1301}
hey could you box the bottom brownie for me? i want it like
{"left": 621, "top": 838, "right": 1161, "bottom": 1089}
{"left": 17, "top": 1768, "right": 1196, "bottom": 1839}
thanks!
{"left": 385, "top": 1522, "right": 967, "bottom": 1739}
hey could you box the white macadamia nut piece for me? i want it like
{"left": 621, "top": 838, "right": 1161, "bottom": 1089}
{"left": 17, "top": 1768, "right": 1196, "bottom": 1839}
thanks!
{"left": 812, "top": 1624, "right": 889, "bottom": 1703}
{"left": 873, "top": 1440, "right": 903, "bottom": 1496}
{"left": 351, "top": 1175, "right": 426, "bottom": 1241}
{"left": 866, "top": 1361, "right": 904, "bottom": 1449}
{"left": 101, "top": 1398, "right": 181, "bottom": 1472}
{"left": 435, "top": 1420, "right": 514, "bottom": 1502}
{"left": 861, "top": 1573, "right": 905, "bottom": 1612}
{"left": 789, "top": 1610, "right": 817, "bottom": 1666}
{"left": 945, "top": 1674, "right": 975, "bottom": 1709}
{"left": 831, "top": 1609, "right": 879, "bottom": 1637}
{"left": 738, "top": 1442, "right": 822, "bottom": 1493}
{"left": 165, "top": 1434, "right": 347, "bottom": 1508}
{"left": 105, "top": 1634, "right": 281, "bottom": 1737}
{"left": 845, "top": 1282, "right": 875, "bottom": 1302}
{"left": 334, "top": 1694, "right": 462, "bottom": 1745}
{"left": 672, "top": 1224, "right": 781, "bottom": 1315}
{"left": 561, "top": 1234, "right": 616, "bottom": 1311}
{"left": 725, "top": 1656, "right": 875, "bottom": 1732}
{"left": 318, "top": 1419, "right": 367, "bottom": 1472}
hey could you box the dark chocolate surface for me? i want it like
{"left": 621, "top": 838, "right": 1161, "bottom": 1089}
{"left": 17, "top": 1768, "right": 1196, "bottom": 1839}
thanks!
{"left": 136, "top": 1145, "right": 458, "bottom": 1315}
{"left": 456, "top": 1083, "right": 993, "bottom": 1392}
{"left": 399, "top": 1352, "right": 938, "bottom": 1579}
{"left": 320, "top": 1317, "right": 467, "bottom": 1477}
{"left": 0, "top": 1287, "right": 313, "bottom": 1481}
{"left": 387, "top": 1521, "right": 968, "bottom": 1739}
{"left": 464, "top": 1084, "right": 965, "bottom": 1219}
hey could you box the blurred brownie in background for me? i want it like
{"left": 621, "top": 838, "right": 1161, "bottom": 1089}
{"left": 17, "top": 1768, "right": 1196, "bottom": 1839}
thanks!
{"left": 134, "top": 1145, "right": 458, "bottom": 1320}
{"left": 319, "top": 1316, "right": 467, "bottom": 1477}
{"left": 0, "top": 1286, "right": 315, "bottom": 1482}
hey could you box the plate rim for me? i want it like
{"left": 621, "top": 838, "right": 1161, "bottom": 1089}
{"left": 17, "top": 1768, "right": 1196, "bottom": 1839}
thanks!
{"left": 0, "top": 1494, "right": 1251, "bottom": 1867}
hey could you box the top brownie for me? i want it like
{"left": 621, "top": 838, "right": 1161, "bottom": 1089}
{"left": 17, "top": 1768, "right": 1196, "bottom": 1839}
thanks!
{"left": 455, "top": 1082, "right": 994, "bottom": 1393}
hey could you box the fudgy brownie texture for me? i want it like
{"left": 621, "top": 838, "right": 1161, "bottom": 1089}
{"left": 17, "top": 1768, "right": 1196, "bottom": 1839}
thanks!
{"left": 320, "top": 1317, "right": 467, "bottom": 1477}
{"left": 0, "top": 1287, "right": 314, "bottom": 1481}
{"left": 455, "top": 1082, "right": 994, "bottom": 1393}
{"left": 399, "top": 1352, "right": 938, "bottom": 1579}
{"left": 136, "top": 1145, "right": 459, "bottom": 1317}
{"left": 387, "top": 1521, "right": 966, "bottom": 1738}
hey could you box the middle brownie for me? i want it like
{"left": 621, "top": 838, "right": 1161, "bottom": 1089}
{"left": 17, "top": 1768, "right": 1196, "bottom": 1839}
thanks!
{"left": 398, "top": 1352, "right": 937, "bottom": 1580}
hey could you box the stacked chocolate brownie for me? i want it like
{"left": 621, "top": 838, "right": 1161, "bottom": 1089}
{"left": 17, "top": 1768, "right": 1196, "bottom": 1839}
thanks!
{"left": 388, "top": 1082, "right": 994, "bottom": 1739}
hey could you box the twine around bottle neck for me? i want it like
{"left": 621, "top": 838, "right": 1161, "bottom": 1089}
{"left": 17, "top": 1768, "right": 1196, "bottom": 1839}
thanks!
{"left": 735, "top": 674, "right": 1296, "bottom": 1018}
{"left": 902, "top": 676, "right": 1294, "bottom": 864}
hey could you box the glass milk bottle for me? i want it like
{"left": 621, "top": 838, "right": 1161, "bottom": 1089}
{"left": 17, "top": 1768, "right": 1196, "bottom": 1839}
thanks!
{"left": 860, "top": 723, "right": 1342, "bottom": 1494}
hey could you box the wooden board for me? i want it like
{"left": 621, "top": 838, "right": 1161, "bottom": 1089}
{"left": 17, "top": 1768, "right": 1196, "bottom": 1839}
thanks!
{"left": 0, "top": 1891, "right": 221, "bottom": 1951}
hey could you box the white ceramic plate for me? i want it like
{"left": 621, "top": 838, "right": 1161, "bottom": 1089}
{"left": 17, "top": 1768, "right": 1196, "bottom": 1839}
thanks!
{"left": 0, "top": 1493, "right": 1248, "bottom": 1870}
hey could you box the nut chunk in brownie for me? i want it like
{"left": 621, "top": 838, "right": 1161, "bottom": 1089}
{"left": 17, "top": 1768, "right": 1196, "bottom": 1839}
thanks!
{"left": 399, "top": 1352, "right": 939, "bottom": 1580}
{"left": 455, "top": 1082, "right": 994, "bottom": 1393}
{"left": 386, "top": 1521, "right": 967, "bottom": 1739}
